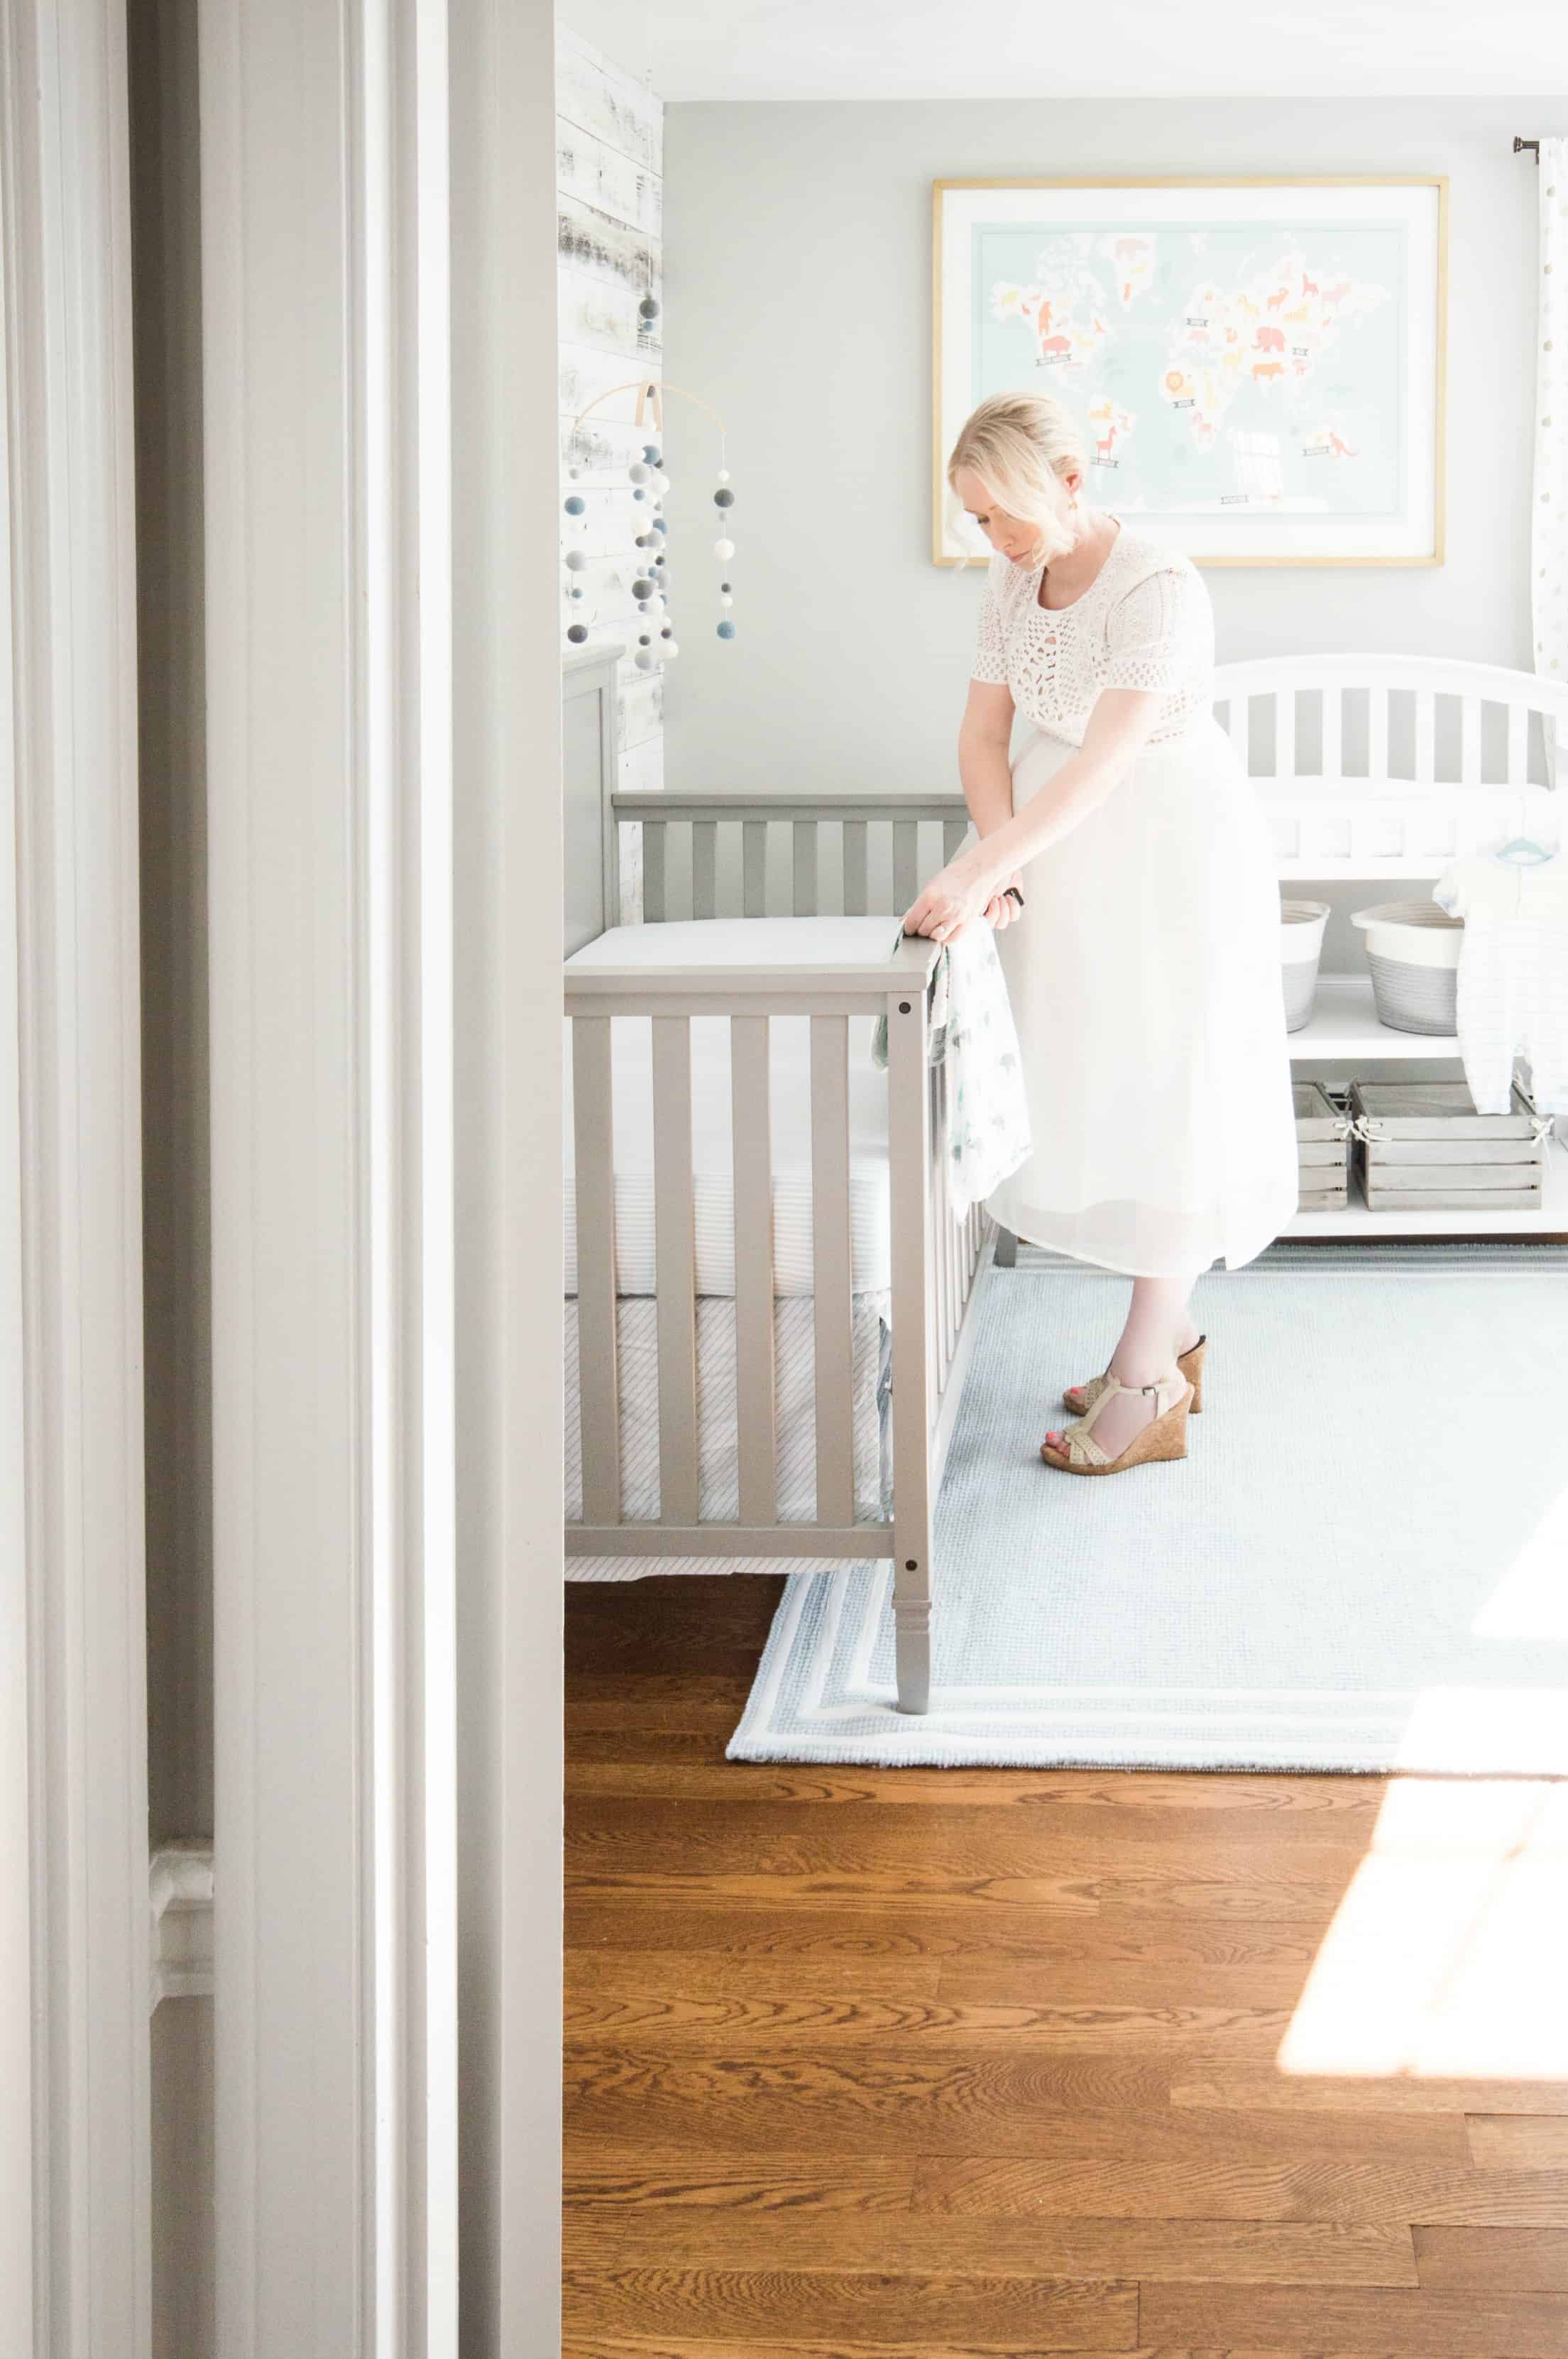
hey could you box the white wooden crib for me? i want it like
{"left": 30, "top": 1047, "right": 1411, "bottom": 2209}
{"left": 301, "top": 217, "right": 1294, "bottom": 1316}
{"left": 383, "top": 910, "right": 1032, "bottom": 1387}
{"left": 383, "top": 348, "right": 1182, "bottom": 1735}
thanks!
{"left": 561, "top": 645, "right": 1568, "bottom": 1718}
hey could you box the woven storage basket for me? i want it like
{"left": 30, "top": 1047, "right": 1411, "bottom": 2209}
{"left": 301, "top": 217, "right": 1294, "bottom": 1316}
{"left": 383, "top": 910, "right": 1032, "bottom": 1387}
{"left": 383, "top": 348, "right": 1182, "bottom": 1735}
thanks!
{"left": 1294, "top": 1080, "right": 1350, "bottom": 1209}
{"left": 1350, "top": 900, "right": 1463, "bottom": 1035}
{"left": 1349, "top": 1079, "right": 1548, "bottom": 1211}
{"left": 1280, "top": 900, "right": 1330, "bottom": 1033}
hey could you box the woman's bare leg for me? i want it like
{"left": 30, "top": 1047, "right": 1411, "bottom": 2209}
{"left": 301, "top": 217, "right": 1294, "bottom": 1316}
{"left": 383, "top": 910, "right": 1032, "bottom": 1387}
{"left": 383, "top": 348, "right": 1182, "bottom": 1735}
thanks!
{"left": 1046, "top": 1273, "right": 1200, "bottom": 1460}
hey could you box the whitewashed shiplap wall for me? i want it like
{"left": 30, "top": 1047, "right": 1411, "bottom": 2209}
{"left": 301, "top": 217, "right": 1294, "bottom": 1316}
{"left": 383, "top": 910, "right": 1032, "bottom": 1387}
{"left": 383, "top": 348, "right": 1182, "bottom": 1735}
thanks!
{"left": 557, "top": 23, "right": 663, "bottom": 800}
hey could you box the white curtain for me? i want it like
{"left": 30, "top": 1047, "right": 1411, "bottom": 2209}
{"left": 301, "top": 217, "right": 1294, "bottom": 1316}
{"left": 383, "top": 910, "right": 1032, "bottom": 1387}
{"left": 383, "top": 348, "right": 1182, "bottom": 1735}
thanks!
{"left": 1533, "top": 137, "right": 1568, "bottom": 776}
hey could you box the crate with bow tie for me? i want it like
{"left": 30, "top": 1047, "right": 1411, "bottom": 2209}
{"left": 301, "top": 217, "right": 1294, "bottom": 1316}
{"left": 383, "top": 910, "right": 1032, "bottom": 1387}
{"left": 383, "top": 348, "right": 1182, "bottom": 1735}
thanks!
{"left": 1349, "top": 1080, "right": 1552, "bottom": 1213}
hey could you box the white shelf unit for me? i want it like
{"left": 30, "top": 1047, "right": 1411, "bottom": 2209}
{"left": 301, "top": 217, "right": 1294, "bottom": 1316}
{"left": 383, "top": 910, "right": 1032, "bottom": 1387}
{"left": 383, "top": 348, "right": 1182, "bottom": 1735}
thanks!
{"left": 1210, "top": 654, "right": 1568, "bottom": 1244}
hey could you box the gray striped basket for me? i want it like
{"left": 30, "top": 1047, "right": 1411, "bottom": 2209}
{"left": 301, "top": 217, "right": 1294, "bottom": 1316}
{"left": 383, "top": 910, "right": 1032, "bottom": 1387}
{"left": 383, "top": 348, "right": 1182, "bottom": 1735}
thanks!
{"left": 1350, "top": 901, "right": 1463, "bottom": 1036}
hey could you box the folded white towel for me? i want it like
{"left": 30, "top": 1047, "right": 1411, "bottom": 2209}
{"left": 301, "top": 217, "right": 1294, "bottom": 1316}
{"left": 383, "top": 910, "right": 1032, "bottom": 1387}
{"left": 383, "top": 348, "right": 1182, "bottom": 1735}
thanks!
{"left": 1432, "top": 853, "right": 1568, "bottom": 1115}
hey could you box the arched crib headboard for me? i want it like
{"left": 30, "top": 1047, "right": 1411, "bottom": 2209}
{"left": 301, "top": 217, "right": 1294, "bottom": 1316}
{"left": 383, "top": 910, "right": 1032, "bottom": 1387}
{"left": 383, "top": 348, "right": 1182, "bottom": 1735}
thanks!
{"left": 1212, "top": 654, "right": 1568, "bottom": 881}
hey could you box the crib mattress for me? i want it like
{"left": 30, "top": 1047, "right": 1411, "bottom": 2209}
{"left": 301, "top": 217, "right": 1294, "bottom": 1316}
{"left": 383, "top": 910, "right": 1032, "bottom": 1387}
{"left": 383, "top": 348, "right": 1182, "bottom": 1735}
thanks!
{"left": 565, "top": 917, "right": 899, "bottom": 1297}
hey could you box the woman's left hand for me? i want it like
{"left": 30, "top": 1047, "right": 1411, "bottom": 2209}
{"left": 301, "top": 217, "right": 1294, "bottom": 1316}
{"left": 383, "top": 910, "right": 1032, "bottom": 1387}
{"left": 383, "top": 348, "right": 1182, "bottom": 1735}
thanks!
{"left": 901, "top": 857, "right": 999, "bottom": 946}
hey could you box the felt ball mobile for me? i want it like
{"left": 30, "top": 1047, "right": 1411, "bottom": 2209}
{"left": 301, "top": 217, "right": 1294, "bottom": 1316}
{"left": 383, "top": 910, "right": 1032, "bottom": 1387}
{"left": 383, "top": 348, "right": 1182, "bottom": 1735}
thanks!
{"left": 563, "top": 369, "right": 738, "bottom": 667}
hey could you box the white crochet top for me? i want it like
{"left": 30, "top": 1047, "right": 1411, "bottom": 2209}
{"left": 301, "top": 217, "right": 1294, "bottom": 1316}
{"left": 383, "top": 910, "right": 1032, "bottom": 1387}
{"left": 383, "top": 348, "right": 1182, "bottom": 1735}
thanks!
{"left": 969, "top": 516, "right": 1214, "bottom": 747}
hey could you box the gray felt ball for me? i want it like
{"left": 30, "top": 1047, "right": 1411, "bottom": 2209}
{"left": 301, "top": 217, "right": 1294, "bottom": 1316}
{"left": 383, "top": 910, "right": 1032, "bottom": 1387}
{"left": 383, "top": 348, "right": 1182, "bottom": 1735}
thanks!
{"left": 713, "top": 487, "right": 734, "bottom": 508}
{"left": 634, "top": 648, "right": 657, "bottom": 672}
{"left": 632, "top": 577, "right": 654, "bottom": 599}
{"left": 717, "top": 620, "right": 736, "bottom": 640}
{"left": 564, "top": 547, "right": 586, "bottom": 570}
{"left": 638, "top": 295, "right": 660, "bottom": 320}
{"left": 566, "top": 623, "right": 588, "bottom": 643}
{"left": 628, "top": 461, "right": 649, "bottom": 483}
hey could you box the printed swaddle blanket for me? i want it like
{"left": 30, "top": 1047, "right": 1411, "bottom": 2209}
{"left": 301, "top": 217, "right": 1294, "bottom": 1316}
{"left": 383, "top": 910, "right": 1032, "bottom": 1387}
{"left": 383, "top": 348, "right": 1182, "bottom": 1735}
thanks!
{"left": 872, "top": 921, "right": 1031, "bottom": 1218}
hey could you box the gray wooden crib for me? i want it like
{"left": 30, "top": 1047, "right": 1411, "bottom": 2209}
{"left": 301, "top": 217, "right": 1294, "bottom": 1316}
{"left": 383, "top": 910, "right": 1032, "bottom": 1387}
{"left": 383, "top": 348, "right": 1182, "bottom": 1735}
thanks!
{"left": 562, "top": 647, "right": 990, "bottom": 1713}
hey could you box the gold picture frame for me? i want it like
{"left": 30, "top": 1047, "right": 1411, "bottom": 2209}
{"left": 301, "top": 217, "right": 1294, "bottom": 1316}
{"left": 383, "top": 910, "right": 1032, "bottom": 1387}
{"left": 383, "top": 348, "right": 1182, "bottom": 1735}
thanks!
{"left": 932, "top": 175, "right": 1447, "bottom": 568}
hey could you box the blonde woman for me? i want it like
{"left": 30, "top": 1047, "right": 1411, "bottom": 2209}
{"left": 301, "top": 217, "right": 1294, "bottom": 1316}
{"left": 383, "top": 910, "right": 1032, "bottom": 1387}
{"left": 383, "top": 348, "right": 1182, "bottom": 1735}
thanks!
{"left": 902, "top": 392, "right": 1297, "bottom": 1477}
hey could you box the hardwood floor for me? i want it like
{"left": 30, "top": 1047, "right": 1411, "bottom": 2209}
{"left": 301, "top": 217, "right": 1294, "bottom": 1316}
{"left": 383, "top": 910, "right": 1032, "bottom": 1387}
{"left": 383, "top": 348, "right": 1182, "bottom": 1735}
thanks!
{"left": 563, "top": 1574, "right": 1568, "bottom": 2358}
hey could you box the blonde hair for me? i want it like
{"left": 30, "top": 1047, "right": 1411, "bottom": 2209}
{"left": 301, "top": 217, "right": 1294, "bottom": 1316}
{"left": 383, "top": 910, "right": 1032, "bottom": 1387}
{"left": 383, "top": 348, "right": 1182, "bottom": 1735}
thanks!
{"left": 945, "top": 392, "right": 1087, "bottom": 569}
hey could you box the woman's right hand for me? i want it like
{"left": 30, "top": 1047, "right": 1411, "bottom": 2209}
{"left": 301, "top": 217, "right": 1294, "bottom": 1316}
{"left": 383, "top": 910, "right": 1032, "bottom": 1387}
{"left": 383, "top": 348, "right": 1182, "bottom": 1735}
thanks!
{"left": 983, "top": 870, "right": 1024, "bottom": 930}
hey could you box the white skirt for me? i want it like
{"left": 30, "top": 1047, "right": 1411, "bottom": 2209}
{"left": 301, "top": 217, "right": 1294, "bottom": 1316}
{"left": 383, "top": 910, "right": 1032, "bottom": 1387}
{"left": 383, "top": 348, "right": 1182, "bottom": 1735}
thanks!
{"left": 987, "top": 717, "right": 1299, "bottom": 1278}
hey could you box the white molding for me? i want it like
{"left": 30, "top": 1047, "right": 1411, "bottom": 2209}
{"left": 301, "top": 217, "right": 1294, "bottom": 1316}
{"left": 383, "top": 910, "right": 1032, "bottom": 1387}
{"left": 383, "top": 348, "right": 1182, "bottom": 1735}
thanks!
{"left": 150, "top": 1843, "right": 216, "bottom": 2008}
{"left": 449, "top": 0, "right": 565, "bottom": 2347}
{"left": 0, "top": 0, "right": 153, "bottom": 2349}
{"left": 201, "top": 0, "right": 457, "bottom": 2348}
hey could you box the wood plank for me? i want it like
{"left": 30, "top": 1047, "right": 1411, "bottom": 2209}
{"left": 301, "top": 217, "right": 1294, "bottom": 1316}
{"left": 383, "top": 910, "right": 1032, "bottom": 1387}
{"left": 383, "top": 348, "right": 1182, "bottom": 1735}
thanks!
{"left": 1414, "top": 2224, "right": 1568, "bottom": 2290}
{"left": 571, "top": 1017, "right": 620, "bottom": 1522}
{"left": 561, "top": 2206, "right": 1418, "bottom": 2285}
{"left": 742, "top": 819, "right": 766, "bottom": 916}
{"left": 808, "top": 1015, "right": 855, "bottom": 1526}
{"left": 1469, "top": 2114, "right": 1568, "bottom": 2171}
{"left": 651, "top": 1017, "right": 698, "bottom": 1521}
{"left": 564, "top": 2146, "right": 921, "bottom": 2214}
{"left": 1141, "top": 2281, "right": 1568, "bottom": 2355}
{"left": 561, "top": 2057, "right": 1466, "bottom": 2166}
{"left": 892, "top": 819, "right": 919, "bottom": 910}
{"left": 562, "top": 2264, "right": 1139, "bottom": 2348}
{"left": 729, "top": 1016, "right": 776, "bottom": 1526}
{"left": 841, "top": 819, "right": 867, "bottom": 915}
{"left": 911, "top": 2153, "right": 1568, "bottom": 2228}
{"left": 691, "top": 819, "right": 716, "bottom": 918}
{"left": 642, "top": 817, "right": 666, "bottom": 919}
{"left": 792, "top": 819, "right": 818, "bottom": 915}
{"left": 563, "top": 1986, "right": 1295, "bottom": 2056}
{"left": 565, "top": 1951, "right": 943, "bottom": 2007}
{"left": 1320, "top": 682, "right": 1342, "bottom": 777}
{"left": 1175, "top": 2069, "right": 1568, "bottom": 2118}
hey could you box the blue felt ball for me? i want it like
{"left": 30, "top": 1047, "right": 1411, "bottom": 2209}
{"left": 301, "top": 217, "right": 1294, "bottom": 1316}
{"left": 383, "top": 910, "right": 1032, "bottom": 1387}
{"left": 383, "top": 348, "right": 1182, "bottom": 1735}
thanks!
{"left": 717, "top": 620, "right": 736, "bottom": 640}
{"left": 642, "top": 443, "right": 661, "bottom": 464}
{"left": 651, "top": 517, "right": 667, "bottom": 535}
{"left": 566, "top": 623, "right": 588, "bottom": 643}
{"left": 632, "top": 488, "right": 645, "bottom": 501}
{"left": 570, "top": 586, "right": 584, "bottom": 599}
{"left": 564, "top": 494, "right": 586, "bottom": 515}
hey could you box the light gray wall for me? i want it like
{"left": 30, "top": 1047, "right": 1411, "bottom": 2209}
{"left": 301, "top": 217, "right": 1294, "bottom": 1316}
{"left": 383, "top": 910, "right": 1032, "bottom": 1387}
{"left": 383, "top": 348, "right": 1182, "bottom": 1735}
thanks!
{"left": 664, "top": 96, "right": 1568, "bottom": 795}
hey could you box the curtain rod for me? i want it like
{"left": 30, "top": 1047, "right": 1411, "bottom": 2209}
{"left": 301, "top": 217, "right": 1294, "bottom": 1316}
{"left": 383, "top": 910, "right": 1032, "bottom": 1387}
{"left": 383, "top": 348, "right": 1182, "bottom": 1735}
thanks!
{"left": 1515, "top": 137, "right": 1540, "bottom": 160}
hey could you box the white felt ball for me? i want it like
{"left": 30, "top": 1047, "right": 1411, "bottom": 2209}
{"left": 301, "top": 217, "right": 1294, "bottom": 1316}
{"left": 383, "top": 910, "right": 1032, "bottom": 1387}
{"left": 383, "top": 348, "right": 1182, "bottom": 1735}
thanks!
{"left": 651, "top": 471, "right": 670, "bottom": 494}
{"left": 663, "top": 641, "right": 679, "bottom": 657}
{"left": 628, "top": 461, "right": 649, "bottom": 484}
{"left": 634, "top": 648, "right": 658, "bottom": 672}
{"left": 714, "top": 537, "right": 735, "bottom": 560}
{"left": 720, "top": 593, "right": 733, "bottom": 607}
{"left": 717, "top": 468, "right": 730, "bottom": 483}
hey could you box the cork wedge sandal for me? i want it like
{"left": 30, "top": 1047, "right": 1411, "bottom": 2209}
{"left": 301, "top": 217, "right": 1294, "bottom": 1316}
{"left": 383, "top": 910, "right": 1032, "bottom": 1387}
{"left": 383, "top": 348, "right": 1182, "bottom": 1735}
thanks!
{"left": 1063, "top": 1334, "right": 1206, "bottom": 1419}
{"left": 1041, "top": 1371, "right": 1193, "bottom": 1477}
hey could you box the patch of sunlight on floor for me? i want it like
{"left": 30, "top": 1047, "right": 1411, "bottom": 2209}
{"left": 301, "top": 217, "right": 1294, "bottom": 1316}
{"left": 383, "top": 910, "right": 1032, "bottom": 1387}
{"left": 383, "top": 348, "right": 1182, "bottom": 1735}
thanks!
{"left": 1471, "top": 1474, "right": 1568, "bottom": 1641}
{"left": 1277, "top": 1770, "right": 1568, "bottom": 2081}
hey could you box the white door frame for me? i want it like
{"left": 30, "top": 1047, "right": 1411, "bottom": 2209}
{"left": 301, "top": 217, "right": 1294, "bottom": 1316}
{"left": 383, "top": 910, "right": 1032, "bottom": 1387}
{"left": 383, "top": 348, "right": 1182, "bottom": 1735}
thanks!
{"left": 202, "top": 0, "right": 563, "bottom": 2347}
{"left": 1, "top": 0, "right": 153, "bottom": 2349}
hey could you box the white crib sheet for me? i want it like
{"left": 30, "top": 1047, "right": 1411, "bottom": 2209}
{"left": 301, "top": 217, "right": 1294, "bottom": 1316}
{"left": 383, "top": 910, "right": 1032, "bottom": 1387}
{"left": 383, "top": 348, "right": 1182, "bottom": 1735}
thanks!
{"left": 565, "top": 918, "right": 899, "bottom": 1297}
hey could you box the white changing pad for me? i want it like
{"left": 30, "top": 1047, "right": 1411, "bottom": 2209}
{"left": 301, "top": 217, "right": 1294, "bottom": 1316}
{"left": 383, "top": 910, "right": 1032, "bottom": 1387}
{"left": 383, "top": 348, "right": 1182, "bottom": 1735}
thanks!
{"left": 565, "top": 918, "right": 899, "bottom": 1297}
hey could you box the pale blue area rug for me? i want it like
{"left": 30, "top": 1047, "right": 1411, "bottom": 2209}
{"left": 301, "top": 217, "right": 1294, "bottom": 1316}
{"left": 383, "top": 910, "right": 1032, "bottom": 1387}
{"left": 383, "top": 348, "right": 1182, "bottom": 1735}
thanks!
{"left": 728, "top": 1247, "right": 1568, "bottom": 1774}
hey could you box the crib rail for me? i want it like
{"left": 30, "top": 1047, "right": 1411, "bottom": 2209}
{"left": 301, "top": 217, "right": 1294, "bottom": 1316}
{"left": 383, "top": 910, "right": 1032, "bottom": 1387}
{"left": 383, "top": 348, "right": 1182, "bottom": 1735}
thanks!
{"left": 566, "top": 933, "right": 989, "bottom": 1708}
{"left": 610, "top": 789, "right": 970, "bottom": 921}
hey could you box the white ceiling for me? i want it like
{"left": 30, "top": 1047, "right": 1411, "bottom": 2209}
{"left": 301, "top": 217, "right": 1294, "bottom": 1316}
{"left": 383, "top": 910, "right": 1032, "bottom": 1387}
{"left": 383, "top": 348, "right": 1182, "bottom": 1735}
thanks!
{"left": 645, "top": 2, "right": 1568, "bottom": 102}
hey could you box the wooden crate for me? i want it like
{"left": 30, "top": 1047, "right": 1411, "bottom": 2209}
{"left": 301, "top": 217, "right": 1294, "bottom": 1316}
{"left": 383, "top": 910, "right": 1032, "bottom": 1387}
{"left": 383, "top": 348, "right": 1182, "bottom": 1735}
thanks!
{"left": 1349, "top": 1079, "right": 1547, "bottom": 1212}
{"left": 1294, "top": 1080, "right": 1349, "bottom": 1210}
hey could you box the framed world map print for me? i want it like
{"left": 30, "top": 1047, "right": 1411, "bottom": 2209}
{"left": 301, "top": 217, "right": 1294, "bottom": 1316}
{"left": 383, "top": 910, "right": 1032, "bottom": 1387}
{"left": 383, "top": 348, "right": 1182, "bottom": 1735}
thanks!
{"left": 933, "top": 177, "right": 1447, "bottom": 568}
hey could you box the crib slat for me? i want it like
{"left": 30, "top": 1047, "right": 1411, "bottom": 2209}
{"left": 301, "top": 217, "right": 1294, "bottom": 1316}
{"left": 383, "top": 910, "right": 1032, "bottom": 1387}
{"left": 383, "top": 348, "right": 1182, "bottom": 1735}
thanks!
{"left": 651, "top": 1017, "right": 698, "bottom": 1523}
{"left": 1274, "top": 690, "right": 1295, "bottom": 781}
{"left": 692, "top": 821, "right": 717, "bottom": 919}
{"left": 943, "top": 819, "right": 967, "bottom": 864}
{"left": 1320, "top": 685, "right": 1342, "bottom": 778}
{"left": 842, "top": 820, "right": 868, "bottom": 916}
{"left": 1369, "top": 686, "right": 1389, "bottom": 782}
{"left": 1415, "top": 689, "right": 1435, "bottom": 784}
{"left": 742, "top": 821, "right": 767, "bottom": 916}
{"left": 809, "top": 1015, "right": 855, "bottom": 1526}
{"left": 893, "top": 821, "right": 919, "bottom": 912}
{"left": 643, "top": 821, "right": 667, "bottom": 923}
{"left": 1460, "top": 696, "right": 1481, "bottom": 788}
{"left": 793, "top": 821, "right": 818, "bottom": 916}
{"left": 730, "top": 1017, "right": 777, "bottom": 1526}
{"left": 1224, "top": 693, "right": 1248, "bottom": 765}
{"left": 572, "top": 1017, "right": 620, "bottom": 1524}
{"left": 1507, "top": 702, "right": 1528, "bottom": 788}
